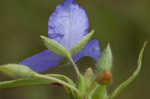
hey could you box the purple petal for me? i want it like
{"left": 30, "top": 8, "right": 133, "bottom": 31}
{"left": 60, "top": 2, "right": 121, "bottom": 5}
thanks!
{"left": 48, "top": 1, "right": 89, "bottom": 50}
{"left": 21, "top": 50, "right": 63, "bottom": 72}
{"left": 64, "top": 0, "right": 74, "bottom": 4}
{"left": 72, "top": 40, "right": 100, "bottom": 62}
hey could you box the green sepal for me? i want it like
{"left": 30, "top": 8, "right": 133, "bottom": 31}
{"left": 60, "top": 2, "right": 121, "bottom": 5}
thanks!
{"left": 91, "top": 85, "right": 108, "bottom": 99}
{"left": 70, "top": 30, "right": 94, "bottom": 55}
{"left": 0, "top": 64, "right": 36, "bottom": 79}
{"left": 109, "top": 41, "right": 148, "bottom": 99}
{"left": 40, "top": 36, "right": 70, "bottom": 57}
{"left": 97, "top": 44, "right": 112, "bottom": 71}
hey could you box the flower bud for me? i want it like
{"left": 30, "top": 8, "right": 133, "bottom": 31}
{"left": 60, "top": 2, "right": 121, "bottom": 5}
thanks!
{"left": 84, "top": 68, "right": 94, "bottom": 88}
{"left": 97, "top": 43, "right": 113, "bottom": 71}
{"left": 96, "top": 70, "right": 112, "bottom": 85}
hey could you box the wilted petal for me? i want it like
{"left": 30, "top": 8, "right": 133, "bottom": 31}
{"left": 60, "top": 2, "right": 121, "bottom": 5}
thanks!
{"left": 48, "top": 1, "right": 89, "bottom": 50}
{"left": 72, "top": 40, "right": 100, "bottom": 62}
{"left": 21, "top": 50, "right": 63, "bottom": 72}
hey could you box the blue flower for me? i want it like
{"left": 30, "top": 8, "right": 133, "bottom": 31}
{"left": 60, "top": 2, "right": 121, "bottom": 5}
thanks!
{"left": 21, "top": 0, "right": 100, "bottom": 72}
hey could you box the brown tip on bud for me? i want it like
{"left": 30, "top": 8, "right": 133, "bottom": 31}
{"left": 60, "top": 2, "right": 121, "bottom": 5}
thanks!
{"left": 96, "top": 70, "right": 112, "bottom": 85}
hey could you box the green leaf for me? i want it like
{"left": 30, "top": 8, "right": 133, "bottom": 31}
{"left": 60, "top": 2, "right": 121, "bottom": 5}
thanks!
{"left": 91, "top": 85, "right": 108, "bottom": 99}
{"left": 109, "top": 41, "right": 148, "bottom": 99}
{"left": 77, "top": 74, "right": 86, "bottom": 98}
{"left": 0, "top": 74, "right": 75, "bottom": 89}
{"left": 35, "top": 74, "right": 79, "bottom": 96}
{"left": 0, "top": 79, "right": 51, "bottom": 88}
{"left": 70, "top": 30, "right": 94, "bottom": 55}
{"left": 0, "top": 74, "right": 79, "bottom": 96}
{"left": 97, "top": 43, "right": 112, "bottom": 71}
{"left": 0, "top": 64, "right": 79, "bottom": 95}
{"left": 47, "top": 74, "right": 77, "bottom": 98}
{"left": 0, "top": 64, "right": 36, "bottom": 79}
{"left": 47, "top": 74, "right": 75, "bottom": 86}
{"left": 0, "top": 73, "right": 77, "bottom": 92}
{"left": 40, "top": 36, "right": 70, "bottom": 57}
{"left": 46, "top": 74, "right": 75, "bottom": 91}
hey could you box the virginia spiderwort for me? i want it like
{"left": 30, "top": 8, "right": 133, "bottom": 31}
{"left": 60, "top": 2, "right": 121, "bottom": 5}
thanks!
{"left": 21, "top": 0, "right": 100, "bottom": 72}
{"left": 0, "top": 0, "right": 147, "bottom": 99}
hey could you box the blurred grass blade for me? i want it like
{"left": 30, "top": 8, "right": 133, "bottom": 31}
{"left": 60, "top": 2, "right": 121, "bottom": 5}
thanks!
{"left": 40, "top": 35, "right": 70, "bottom": 57}
{"left": 110, "top": 41, "right": 148, "bottom": 99}
{"left": 70, "top": 30, "right": 94, "bottom": 55}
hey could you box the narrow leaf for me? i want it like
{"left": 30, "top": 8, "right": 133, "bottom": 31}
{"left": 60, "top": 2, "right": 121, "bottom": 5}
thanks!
{"left": 0, "top": 75, "right": 73, "bottom": 89}
{"left": 0, "top": 64, "right": 79, "bottom": 94}
{"left": 40, "top": 36, "right": 70, "bottom": 57}
{"left": 0, "top": 73, "right": 79, "bottom": 95}
{"left": 47, "top": 74, "right": 75, "bottom": 86}
{"left": 47, "top": 74, "right": 77, "bottom": 97}
{"left": 35, "top": 74, "right": 79, "bottom": 94}
{"left": 109, "top": 41, "right": 148, "bottom": 99}
{"left": 70, "top": 30, "right": 94, "bottom": 55}
{"left": 0, "top": 79, "right": 51, "bottom": 88}
{"left": 77, "top": 74, "right": 86, "bottom": 97}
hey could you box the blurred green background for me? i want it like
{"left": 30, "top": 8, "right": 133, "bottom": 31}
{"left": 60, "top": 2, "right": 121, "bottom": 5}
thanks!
{"left": 0, "top": 0, "right": 150, "bottom": 99}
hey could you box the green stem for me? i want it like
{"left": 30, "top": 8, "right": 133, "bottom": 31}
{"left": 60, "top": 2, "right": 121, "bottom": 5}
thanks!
{"left": 69, "top": 56, "right": 81, "bottom": 76}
